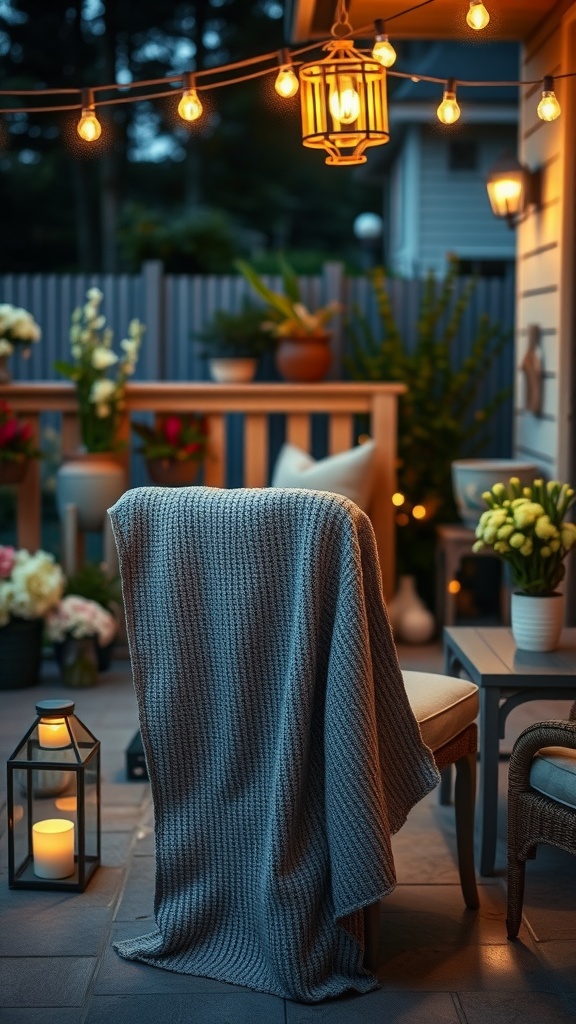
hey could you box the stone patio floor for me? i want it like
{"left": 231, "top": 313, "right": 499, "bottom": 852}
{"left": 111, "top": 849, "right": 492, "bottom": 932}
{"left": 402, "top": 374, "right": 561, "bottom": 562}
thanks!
{"left": 1, "top": 642, "right": 575, "bottom": 1024}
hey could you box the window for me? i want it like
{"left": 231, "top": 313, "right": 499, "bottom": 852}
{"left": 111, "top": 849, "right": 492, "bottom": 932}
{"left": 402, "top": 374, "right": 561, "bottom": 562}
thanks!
{"left": 448, "top": 141, "right": 478, "bottom": 171}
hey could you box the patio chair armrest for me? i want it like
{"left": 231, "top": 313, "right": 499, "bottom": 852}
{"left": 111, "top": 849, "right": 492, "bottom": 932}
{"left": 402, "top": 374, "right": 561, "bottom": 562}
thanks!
{"left": 508, "top": 719, "right": 576, "bottom": 795}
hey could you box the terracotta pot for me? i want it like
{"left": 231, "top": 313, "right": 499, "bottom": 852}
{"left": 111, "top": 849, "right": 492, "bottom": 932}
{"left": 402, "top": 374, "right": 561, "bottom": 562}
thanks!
{"left": 0, "top": 458, "right": 29, "bottom": 485}
{"left": 275, "top": 334, "right": 332, "bottom": 383}
{"left": 56, "top": 452, "right": 127, "bottom": 531}
{"left": 146, "top": 458, "right": 200, "bottom": 487}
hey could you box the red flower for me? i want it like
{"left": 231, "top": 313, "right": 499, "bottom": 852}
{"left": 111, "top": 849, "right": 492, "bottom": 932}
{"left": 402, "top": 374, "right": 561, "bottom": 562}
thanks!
{"left": 162, "top": 416, "right": 183, "bottom": 447}
{"left": 0, "top": 418, "right": 19, "bottom": 447}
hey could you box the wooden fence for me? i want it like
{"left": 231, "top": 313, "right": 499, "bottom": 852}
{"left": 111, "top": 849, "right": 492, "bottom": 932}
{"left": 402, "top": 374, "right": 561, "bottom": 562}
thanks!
{"left": 0, "top": 260, "right": 516, "bottom": 458}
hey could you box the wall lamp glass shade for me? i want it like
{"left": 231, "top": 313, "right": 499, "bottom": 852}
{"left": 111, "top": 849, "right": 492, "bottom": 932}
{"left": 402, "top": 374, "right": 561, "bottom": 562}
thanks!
{"left": 299, "top": 39, "right": 389, "bottom": 166}
{"left": 486, "top": 155, "right": 540, "bottom": 227}
{"left": 7, "top": 699, "right": 100, "bottom": 891}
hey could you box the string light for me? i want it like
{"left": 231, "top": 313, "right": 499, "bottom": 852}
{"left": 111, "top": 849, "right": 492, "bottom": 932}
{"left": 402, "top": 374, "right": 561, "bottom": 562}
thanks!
{"left": 177, "top": 72, "right": 203, "bottom": 122}
{"left": 76, "top": 88, "right": 101, "bottom": 142}
{"left": 275, "top": 49, "right": 299, "bottom": 98}
{"left": 537, "top": 75, "right": 561, "bottom": 121}
{"left": 466, "top": 1, "right": 490, "bottom": 30}
{"left": 372, "top": 19, "right": 397, "bottom": 69}
{"left": 0, "top": 23, "right": 571, "bottom": 154}
{"left": 437, "top": 78, "right": 461, "bottom": 124}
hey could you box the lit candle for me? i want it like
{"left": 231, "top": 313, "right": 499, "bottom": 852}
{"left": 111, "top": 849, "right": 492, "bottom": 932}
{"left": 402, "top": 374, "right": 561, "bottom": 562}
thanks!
{"left": 32, "top": 819, "right": 75, "bottom": 879}
{"left": 38, "top": 718, "right": 70, "bottom": 749}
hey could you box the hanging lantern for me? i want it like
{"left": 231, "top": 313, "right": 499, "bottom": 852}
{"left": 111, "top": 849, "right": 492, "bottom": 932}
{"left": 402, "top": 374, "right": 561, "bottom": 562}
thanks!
{"left": 7, "top": 699, "right": 100, "bottom": 892}
{"left": 299, "top": 37, "right": 389, "bottom": 166}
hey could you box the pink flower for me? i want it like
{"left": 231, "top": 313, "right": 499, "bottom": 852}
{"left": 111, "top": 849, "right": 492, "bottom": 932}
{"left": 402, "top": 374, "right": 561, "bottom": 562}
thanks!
{"left": 0, "top": 545, "right": 16, "bottom": 578}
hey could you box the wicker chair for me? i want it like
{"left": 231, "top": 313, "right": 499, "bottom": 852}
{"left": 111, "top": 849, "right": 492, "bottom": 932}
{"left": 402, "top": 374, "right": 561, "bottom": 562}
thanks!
{"left": 506, "top": 700, "right": 576, "bottom": 940}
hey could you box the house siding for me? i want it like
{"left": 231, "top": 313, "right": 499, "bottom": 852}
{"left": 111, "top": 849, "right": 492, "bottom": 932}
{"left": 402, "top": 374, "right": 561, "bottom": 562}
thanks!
{"left": 515, "top": 5, "right": 576, "bottom": 478}
{"left": 388, "top": 125, "right": 518, "bottom": 276}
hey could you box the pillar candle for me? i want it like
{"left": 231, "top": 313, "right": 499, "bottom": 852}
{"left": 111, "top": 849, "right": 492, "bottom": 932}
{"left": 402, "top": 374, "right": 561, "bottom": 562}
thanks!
{"left": 38, "top": 718, "right": 70, "bottom": 749}
{"left": 32, "top": 819, "right": 75, "bottom": 879}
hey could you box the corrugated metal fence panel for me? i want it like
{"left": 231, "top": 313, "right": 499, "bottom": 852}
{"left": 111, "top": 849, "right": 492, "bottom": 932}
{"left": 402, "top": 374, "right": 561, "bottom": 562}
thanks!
{"left": 0, "top": 263, "right": 515, "bottom": 459}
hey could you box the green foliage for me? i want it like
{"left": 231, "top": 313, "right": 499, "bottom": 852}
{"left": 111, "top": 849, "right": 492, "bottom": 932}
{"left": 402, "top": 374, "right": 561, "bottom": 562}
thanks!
{"left": 132, "top": 413, "right": 209, "bottom": 463}
{"left": 346, "top": 258, "right": 511, "bottom": 586}
{"left": 119, "top": 205, "right": 256, "bottom": 274}
{"left": 195, "top": 300, "right": 275, "bottom": 358}
{"left": 236, "top": 255, "right": 341, "bottom": 337}
{"left": 64, "top": 562, "right": 121, "bottom": 612}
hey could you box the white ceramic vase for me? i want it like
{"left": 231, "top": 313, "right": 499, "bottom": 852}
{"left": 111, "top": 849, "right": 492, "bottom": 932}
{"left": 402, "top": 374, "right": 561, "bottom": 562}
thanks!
{"left": 387, "top": 575, "right": 436, "bottom": 645}
{"left": 56, "top": 452, "right": 127, "bottom": 531}
{"left": 208, "top": 358, "right": 258, "bottom": 383}
{"left": 510, "top": 591, "right": 565, "bottom": 652}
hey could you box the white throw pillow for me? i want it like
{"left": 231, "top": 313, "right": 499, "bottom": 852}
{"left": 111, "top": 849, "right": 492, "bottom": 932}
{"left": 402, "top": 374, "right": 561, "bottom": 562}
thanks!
{"left": 270, "top": 440, "right": 375, "bottom": 512}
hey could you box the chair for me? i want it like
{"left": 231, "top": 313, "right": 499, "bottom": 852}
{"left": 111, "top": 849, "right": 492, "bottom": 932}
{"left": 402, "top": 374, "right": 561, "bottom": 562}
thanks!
{"left": 506, "top": 701, "right": 576, "bottom": 940}
{"left": 109, "top": 484, "right": 477, "bottom": 1000}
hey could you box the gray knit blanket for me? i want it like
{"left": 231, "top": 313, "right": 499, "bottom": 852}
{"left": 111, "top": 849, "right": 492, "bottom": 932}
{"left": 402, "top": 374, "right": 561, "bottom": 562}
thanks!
{"left": 108, "top": 485, "right": 439, "bottom": 1003}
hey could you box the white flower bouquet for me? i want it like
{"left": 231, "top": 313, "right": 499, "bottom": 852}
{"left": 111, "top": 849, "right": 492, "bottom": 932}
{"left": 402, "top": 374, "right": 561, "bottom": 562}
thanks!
{"left": 0, "top": 303, "right": 41, "bottom": 358}
{"left": 45, "top": 595, "right": 117, "bottom": 647}
{"left": 473, "top": 477, "right": 576, "bottom": 595}
{"left": 54, "top": 287, "right": 145, "bottom": 452}
{"left": 0, "top": 545, "right": 65, "bottom": 626}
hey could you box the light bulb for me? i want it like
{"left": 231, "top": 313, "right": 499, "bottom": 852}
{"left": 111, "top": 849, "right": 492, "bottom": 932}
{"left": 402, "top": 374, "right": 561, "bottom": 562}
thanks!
{"left": 466, "top": 1, "right": 490, "bottom": 30}
{"left": 77, "top": 88, "right": 101, "bottom": 142}
{"left": 372, "top": 35, "right": 396, "bottom": 68}
{"left": 275, "top": 67, "right": 299, "bottom": 98}
{"left": 178, "top": 88, "right": 203, "bottom": 122}
{"left": 437, "top": 81, "right": 461, "bottom": 125}
{"left": 537, "top": 76, "right": 561, "bottom": 121}
{"left": 329, "top": 76, "right": 361, "bottom": 124}
{"left": 77, "top": 106, "right": 101, "bottom": 142}
{"left": 491, "top": 177, "right": 523, "bottom": 206}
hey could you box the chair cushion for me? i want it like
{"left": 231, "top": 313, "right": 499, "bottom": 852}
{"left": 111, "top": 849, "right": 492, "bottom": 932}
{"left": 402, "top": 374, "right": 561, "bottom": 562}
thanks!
{"left": 270, "top": 440, "right": 375, "bottom": 512}
{"left": 402, "top": 671, "right": 479, "bottom": 752}
{"left": 530, "top": 746, "right": 576, "bottom": 810}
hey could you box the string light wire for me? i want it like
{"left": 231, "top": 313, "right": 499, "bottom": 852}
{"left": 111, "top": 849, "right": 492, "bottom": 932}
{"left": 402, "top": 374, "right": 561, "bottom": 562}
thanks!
{"left": 0, "top": 0, "right": 573, "bottom": 119}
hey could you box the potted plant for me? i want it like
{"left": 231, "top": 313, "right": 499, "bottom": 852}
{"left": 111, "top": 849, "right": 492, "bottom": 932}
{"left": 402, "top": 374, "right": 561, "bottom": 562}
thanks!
{"left": 196, "top": 300, "right": 275, "bottom": 382}
{"left": 236, "top": 256, "right": 341, "bottom": 382}
{"left": 62, "top": 561, "right": 122, "bottom": 669}
{"left": 473, "top": 476, "right": 576, "bottom": 651}
{"left": 54, "top": 288, "right": 146, "bottom": 531}
{"left": 0, "top": 399, "right": 42, "bottom": 485}
{"left": 132, "top": 412, "right": 209, "bottom": 486}
{"left": 45, "top": 594, "right": 118, "bottom": 688}
{"left": 0, "top": 303, "right": 42, "bottom": 383}
{"left": 345, "top": 256, "right": 510, "bottom": 609}
{"left": 0, "top": 544, "right": 66, "bottom": 689}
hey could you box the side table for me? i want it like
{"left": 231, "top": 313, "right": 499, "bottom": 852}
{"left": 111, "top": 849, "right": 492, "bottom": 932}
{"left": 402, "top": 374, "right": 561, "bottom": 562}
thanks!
{"left": 443, "top": 625, "right": 576, "bottom": 876}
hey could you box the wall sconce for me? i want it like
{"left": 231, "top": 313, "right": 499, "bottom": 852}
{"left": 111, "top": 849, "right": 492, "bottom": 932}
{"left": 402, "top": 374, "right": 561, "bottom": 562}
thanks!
{"left": 486, "top": 154, "right": 541, "bottom": 228}
{"left": 7, "top": 699, "right": 100, "bottom": 891}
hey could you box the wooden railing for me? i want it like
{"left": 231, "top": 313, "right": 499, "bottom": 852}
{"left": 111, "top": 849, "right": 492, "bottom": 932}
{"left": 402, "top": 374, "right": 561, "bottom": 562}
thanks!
{"left": 1, "top": 381, "right": 405, "bottom": 599}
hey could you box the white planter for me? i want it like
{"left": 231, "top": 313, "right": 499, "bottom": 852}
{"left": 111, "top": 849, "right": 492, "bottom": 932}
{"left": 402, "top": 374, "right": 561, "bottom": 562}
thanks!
{"left": 208, "top": 358, "right": 258, "bottom": 383}
{"left": 56, "top": 453, "right": 127, "bottom": 531}
{"left": 510, "top": 591, "right": 565, "bottom": 652}
{"left": 451, "top": 459, "right": 537, "bottom": 531}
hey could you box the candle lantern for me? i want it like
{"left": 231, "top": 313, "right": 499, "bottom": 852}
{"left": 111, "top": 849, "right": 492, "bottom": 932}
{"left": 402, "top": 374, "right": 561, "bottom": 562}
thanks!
{"left": 7, "top": 699, "right": 100, "bottom": 891}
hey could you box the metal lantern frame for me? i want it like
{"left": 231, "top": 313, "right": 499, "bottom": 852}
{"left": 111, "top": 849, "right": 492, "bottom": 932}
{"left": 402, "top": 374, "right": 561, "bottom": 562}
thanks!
{"left": 7, "top": 699, "right": 101, "bottom": 892}
{"left": 299, "top": 38, "right": 389, "bottom": 166}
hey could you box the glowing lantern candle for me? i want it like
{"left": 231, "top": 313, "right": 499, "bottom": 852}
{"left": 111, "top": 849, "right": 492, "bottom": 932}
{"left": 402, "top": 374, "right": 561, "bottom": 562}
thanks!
{"left": 38, "top": 717, "right": 70, "bottom": 749}
{"left": 32, "top": 819, "right": 75, "bottom": 879}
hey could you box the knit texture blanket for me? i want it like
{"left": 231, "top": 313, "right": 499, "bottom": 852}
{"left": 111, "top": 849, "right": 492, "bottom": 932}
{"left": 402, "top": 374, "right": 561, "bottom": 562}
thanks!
{"left": 109, "top": 485, "right": 440, "bottom": 1002}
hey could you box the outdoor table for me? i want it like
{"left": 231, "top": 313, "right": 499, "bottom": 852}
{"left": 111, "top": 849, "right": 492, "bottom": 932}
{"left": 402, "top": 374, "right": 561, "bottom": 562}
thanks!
{"left": 443, "top": 625, "right": 576, "bottom": 876}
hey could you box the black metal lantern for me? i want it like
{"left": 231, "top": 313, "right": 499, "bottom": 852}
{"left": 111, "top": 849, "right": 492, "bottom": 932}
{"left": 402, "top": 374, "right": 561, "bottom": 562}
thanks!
{"left": 7, "top": 699, "right": 100, "bottom": 891}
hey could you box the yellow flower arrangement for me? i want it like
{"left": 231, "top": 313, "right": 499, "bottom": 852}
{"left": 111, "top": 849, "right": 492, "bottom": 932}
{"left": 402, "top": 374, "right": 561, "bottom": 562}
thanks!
{"left": 473, "top": 477, "right": 576, "bottom": 595}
